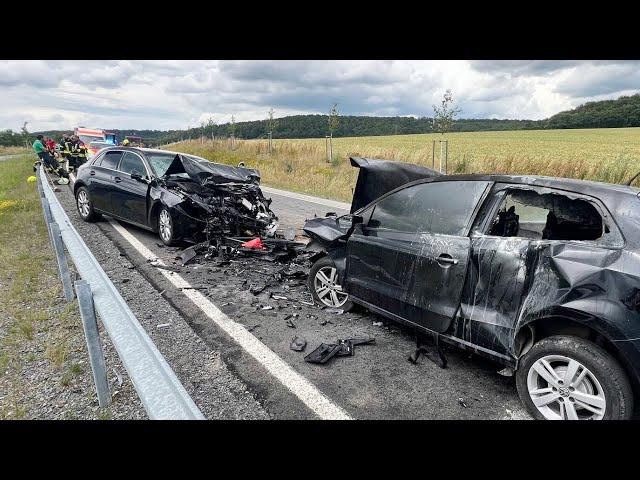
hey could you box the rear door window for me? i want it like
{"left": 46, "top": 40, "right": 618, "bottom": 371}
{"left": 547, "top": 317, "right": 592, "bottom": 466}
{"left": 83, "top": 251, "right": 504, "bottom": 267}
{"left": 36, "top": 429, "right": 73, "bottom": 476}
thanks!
{"left": 100, "top": 151, "right": 123, "bottom": 170}
{"left": 368, "top": 181, "right": 490, "bottom": 235}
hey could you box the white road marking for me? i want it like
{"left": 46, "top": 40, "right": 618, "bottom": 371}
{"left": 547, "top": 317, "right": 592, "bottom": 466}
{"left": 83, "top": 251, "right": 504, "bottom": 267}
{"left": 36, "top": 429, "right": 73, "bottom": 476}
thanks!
{"left": 261, "top": 186, "right": 350, "bottom": 211}
{"left": 107, "top": 218, "right": 353, "bottom": 420}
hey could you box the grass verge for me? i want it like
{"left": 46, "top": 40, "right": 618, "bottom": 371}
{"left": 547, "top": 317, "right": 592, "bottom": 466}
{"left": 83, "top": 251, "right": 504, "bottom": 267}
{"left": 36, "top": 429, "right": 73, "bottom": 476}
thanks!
{"left": 0, "top": 156, "right": 93, "bottom": 418}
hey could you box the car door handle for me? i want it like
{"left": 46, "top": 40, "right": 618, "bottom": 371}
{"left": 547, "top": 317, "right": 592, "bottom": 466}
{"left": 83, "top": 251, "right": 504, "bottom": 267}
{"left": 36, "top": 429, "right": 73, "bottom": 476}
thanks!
{"left": 436, "top": 254, "right": 459, "bottom": 266}
{"left": 89, "top": 170, "right": 95, "bottom": 176}
{"left": 114, "top": 176, "right": 122, "bottom": 183}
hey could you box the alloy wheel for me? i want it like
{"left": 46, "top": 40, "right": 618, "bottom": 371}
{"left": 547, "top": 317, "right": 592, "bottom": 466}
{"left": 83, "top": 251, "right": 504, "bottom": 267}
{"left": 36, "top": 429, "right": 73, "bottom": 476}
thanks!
{"left": 77, "top": 190, "right": 90, "bottom": 218}
{"left": 527, "top": 354, "right": 606, "bottom": 420}
{"left": 314, "top": 266, "right": 349, "bottom": 307}
{"left": 159, "top": 209, "right": 172, "bottom": 242}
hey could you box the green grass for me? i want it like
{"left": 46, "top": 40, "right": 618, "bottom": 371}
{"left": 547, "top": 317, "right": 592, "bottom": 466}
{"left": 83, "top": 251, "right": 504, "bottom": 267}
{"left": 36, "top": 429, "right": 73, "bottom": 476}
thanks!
{"left": 0, "top": 156, "right": 84, "bottom": 418}
{"left": 165, "top": 127, "right": 640, "bottom": 202}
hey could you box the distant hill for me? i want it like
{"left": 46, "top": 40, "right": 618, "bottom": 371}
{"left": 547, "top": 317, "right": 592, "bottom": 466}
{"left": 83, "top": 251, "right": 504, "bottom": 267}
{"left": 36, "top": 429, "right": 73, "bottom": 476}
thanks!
{"left": 2, "top": 91, "right": 636, "bottom": 147}
{"left": 545, "top": 93, "right": 640, "bottom": 129}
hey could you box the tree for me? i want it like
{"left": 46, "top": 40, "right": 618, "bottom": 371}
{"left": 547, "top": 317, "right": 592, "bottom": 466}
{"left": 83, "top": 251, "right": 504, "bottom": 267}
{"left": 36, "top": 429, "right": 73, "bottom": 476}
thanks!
{"left": 266, "top": 108, "right": 278, "bottom": 135}
{"left": 327, "top": 103, "right": 340, "bottom": 162}
{"left": 20, "top": 121, "right": 29, "bottom": 135}
{"left": 432, "top": 89, "right": 461, "bottom": 135}
{"left": 266, "top": 108, "right": 277, "bottom": 153}
{"left": 328, "top": 103, "right": 340, "bottom": 136}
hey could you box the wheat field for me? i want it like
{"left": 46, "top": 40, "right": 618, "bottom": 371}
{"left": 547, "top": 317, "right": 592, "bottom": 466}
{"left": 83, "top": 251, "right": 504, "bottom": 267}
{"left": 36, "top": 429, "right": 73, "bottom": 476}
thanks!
{"left": 164, "top": 127, "right": 640, "bottom": 202}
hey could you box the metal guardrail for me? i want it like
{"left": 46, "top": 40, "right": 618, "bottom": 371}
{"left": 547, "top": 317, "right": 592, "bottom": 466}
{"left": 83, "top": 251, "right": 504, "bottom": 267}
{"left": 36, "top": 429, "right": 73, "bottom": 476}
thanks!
{"left": 36, "top": 166, "right": 205, "bottom": 420}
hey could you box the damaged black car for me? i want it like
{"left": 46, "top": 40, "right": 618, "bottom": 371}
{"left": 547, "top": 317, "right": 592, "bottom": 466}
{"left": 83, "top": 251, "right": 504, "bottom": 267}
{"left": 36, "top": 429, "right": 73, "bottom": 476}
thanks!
{"left": 305, "top": 156, "right": 640, "bottom": 420}
{"left": 73, "top": 147, "right": 278, "bottom": 245}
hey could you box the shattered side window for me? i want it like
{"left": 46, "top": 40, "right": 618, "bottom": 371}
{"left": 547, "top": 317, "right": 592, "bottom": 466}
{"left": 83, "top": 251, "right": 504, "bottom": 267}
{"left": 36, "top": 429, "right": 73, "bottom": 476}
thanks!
{"left": 488, "top": 188, "right": 604, "bottom": 241}
{"left": 368, "top": 181, "right": 489, "bottom": 235}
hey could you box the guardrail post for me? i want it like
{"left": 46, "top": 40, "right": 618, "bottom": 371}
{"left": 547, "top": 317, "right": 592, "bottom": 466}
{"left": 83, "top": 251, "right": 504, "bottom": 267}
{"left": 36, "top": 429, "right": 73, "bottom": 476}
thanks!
{"left": 49, "top": 222, "right": 75, "bottom": 301}
{"left": 75, "top": 280, "right": 111, "bottom": 408}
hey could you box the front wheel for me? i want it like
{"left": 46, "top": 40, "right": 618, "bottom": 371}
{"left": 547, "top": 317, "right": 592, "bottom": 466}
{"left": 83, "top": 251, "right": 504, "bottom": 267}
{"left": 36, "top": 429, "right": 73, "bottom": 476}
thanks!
{"left": 158, "top": 206, "right": 178, "bottom": 246}
{"left": 308, "top": 256, "right": 354, "bottom": 311}
{"left": 516, "top": 335, "right": 633, "bottom": 420}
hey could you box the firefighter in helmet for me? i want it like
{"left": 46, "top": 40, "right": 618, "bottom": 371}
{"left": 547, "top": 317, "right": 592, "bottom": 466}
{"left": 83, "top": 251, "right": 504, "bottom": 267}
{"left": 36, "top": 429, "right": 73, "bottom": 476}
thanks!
{"left": 122, "top": 138, "right": 130, "bottom": 146}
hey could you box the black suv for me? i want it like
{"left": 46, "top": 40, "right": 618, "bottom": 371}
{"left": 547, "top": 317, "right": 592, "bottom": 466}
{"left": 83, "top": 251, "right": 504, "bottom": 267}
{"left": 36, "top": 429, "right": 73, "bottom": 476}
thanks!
{"left": 305, "top": 157, "right": 640, "bottom": 420}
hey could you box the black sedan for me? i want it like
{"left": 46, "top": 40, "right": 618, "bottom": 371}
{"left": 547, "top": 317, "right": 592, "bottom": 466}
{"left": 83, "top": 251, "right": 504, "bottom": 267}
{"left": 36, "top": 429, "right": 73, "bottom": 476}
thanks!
{"left": 305, "top": 157, "right": 640, "bottom": 420}
{"left": 73, "top": 146, "right": 278, "bottom": 245}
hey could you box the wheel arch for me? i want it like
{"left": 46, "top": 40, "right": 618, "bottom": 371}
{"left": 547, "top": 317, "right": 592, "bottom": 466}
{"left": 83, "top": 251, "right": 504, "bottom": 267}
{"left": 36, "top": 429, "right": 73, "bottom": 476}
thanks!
{"left": 515, "top": 314, "right": 640, "bottom": 397}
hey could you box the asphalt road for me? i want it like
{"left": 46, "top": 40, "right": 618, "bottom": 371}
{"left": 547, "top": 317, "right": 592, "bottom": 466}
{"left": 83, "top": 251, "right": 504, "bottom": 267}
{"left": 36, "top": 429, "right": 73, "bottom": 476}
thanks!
{"left": 57, "top": 179, "right": 530, "bottom": 419}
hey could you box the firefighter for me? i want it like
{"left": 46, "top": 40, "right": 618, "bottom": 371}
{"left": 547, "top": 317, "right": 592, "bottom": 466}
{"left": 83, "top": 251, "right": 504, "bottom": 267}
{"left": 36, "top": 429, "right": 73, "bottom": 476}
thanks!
{"left": 60, "top": 133, "right": 73, "bottom": 164}
{"left": 75, "top": 140, "right": 88, "bottom": 167}
{"left": 68, "top": 135, "right": 82, "bottom": 172}
{"left": 121, "top": 138, "right": 130, "bottom": 146}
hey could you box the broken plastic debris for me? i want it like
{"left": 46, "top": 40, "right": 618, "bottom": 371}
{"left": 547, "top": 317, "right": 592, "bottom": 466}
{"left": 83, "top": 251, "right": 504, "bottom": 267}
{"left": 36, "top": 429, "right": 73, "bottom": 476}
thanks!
{"left": 241, "top": 238, "right": 266, "bottom": 250}
{"left": 458, "top": 398, "right": 469, "bottom": 408}
{"left": 372, "top": 321, "right": 384, "bottom": 327}
{"left": 290, "top": 336, "right": 307, "bottom": 352}
{"left": 305, "top": 337, "right": 375, "bottom": 365}
{"left": 271, "top": 294, "right": 288, "bottom": 300}
{"left": 324, "top": 308, "right": 344, "bottom": 315}
{"left": 497, "top": 367, "right": 515, "bottom": 377}
{"left": 261, "top": 305, "right": 274, "bottom": 310}
{"left": 157, "top": 323, "right": 171, "bottom": 329}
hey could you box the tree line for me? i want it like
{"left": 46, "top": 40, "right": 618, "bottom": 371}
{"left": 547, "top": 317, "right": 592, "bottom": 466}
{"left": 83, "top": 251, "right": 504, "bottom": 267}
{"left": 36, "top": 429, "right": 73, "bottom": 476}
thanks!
{"left": 4, "top": 93, "right": 640, "bottom": 147}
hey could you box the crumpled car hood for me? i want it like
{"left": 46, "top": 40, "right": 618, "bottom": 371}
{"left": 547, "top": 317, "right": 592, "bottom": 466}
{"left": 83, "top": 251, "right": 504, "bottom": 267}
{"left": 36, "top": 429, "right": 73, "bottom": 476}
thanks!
{"left": 349, "top": 157, "right": 441, "bottom": 212}
{"left": 303, "top": 215, "right": 350, "bottom": 244}
{"left": 164, "top": 154, "right": 261, "bottom": 185}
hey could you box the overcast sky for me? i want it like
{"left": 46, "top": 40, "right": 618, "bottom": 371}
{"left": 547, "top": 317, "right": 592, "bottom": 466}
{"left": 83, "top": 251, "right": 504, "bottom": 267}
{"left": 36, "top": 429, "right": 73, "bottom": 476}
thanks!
{"left": 1, "top": 60, "right": 638, "bottom": 132}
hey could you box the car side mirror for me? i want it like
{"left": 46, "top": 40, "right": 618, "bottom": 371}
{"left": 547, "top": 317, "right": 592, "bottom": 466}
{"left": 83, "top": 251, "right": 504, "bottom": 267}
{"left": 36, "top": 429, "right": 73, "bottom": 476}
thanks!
{"left": 131, "top": 170, "right": 144, "bottom": 182}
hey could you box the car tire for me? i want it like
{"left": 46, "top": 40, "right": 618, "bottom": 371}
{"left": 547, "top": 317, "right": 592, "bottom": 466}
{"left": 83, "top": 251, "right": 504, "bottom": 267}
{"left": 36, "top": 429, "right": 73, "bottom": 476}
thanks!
{"left": 308, "top": 256, "right": 354, "bottom": 312}
{"left": 157, "top": 206, "right": 178, "bottom": 246}
{"left": 516, "top": 335, "right": 633, "bottom": 420}
{"left": 75, "top": 186, "right": 100, "bottom": 222}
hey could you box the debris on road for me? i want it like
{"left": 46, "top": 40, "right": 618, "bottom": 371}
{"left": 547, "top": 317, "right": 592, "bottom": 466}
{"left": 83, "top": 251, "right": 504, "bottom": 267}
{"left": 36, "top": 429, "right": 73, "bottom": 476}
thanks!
{"left": 304, "top": 337, "right": 375, "bottom": 365}
{"left": 157, "top": 323, "right": 172, "bottom": 329}
{"left": 290, "top": 336, "right": 307, "bottom": 352}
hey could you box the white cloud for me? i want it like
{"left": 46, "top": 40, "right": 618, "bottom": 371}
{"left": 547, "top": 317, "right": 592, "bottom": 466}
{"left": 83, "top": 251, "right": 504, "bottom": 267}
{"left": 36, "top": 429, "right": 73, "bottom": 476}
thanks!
{"left": 0, "top": 60, "right": 638, "bottom": 132}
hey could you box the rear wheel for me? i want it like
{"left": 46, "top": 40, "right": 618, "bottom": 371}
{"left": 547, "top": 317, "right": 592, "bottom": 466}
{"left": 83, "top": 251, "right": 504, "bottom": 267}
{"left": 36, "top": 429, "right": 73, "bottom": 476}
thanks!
{"left": 516, "top": 335, "right": 633, "bottom": 420}
{"left": 308, "top": 256, "right": 354, "bottom": 311}
{"left": 75, "top": 187, "right": 100, "bottom": 222}
{"left": 158, "top": 207, "right": 178, "bottom": 246}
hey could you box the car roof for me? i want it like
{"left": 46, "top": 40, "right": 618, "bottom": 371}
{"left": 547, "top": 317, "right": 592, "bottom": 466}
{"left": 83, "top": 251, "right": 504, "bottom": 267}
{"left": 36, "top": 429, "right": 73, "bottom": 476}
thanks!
{"left": 428, "top": 173, "right": 640, "bottom": 198}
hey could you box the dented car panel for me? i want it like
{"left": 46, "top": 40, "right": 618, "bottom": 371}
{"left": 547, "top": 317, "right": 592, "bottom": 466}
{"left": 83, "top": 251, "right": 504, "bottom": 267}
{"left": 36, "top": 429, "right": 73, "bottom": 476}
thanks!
{"left": 304, "top": 160, "right": 640, "bottom": 386}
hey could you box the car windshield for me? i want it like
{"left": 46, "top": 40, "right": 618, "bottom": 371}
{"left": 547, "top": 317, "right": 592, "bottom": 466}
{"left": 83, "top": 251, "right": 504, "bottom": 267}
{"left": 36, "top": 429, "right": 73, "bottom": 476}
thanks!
{"left": 145, "top": 152, "right": 185, "bottom": 177}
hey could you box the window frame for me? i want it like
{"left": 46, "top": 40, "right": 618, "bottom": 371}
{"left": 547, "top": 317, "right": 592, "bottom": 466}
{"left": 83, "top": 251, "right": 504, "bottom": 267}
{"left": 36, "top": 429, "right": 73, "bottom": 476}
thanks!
{"left": 472, "top": 183, "right": 625, "bottom": 248}
{"left": 362, "top": 179, "right": 493, "bottom": 237}
{"left": 96, "top": 150, "right": 125, "bottom": 171}
{"left": 116, "top": 150, "right": 151, "bottom": 179}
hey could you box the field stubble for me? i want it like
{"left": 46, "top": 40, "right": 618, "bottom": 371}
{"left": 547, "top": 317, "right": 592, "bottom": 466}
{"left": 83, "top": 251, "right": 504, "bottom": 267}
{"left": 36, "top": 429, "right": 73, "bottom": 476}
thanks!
{"left": 166, "top": 127, "right": 640, "bottom": 202}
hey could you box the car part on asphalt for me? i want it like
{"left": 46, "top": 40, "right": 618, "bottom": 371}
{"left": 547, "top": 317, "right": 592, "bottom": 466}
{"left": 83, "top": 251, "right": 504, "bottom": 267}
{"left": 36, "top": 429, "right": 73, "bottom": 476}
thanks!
{"left": 304, "top": 337, "right": 376, "bottom": 365}
{"left": 290, "top": 336, "right": 307, "bottom": 352}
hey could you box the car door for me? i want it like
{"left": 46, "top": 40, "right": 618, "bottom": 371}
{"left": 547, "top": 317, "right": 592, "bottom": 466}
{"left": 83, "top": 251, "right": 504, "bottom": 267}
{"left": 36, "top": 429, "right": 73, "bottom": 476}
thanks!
{"left": 110, "top": 151, "right": 150, "bottom": 226}
{"left": 88, "top": 150, "right": 123, "bottom": 213}
{"left": 345, "top": 180, "right": 491, "bottom": 333}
